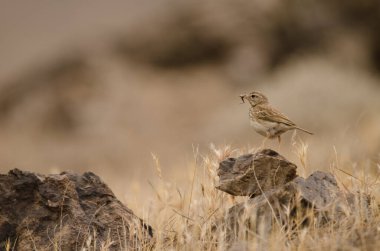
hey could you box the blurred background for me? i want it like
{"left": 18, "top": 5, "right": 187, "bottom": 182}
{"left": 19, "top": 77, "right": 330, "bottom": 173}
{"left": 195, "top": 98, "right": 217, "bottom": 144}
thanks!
{"left": 1, "top": 1, "right": 380, "bottom": 206}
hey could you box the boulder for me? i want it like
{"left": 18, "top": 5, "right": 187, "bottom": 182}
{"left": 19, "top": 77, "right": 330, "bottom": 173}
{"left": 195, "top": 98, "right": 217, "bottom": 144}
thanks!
{"left": 216, "top": 149, "right": 297, "bottom": 197}
{"left": 225, "top": 171, "right": 347, "bottom": 240}
{"left": 0, "top": 169, "right": 153, "bottom": 250}
{"left": 217, "top": 151, "right": 375, "bottom": 246}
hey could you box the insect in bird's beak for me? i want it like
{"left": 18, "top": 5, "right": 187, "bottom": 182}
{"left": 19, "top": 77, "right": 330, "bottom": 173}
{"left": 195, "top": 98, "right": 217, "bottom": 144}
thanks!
{"left": 239, "top": 95, "right": 245, "bottom": 104}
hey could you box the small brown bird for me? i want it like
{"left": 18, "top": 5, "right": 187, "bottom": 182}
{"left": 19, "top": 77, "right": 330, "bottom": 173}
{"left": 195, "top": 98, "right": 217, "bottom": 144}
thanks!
{"left": 240, "top": 91, "right": 313, "bottom": 145}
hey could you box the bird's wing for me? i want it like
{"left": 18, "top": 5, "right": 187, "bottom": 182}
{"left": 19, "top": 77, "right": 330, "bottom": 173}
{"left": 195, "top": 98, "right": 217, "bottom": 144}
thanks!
{"left": 255, "top": 105, "right": 296, "bottom": 126}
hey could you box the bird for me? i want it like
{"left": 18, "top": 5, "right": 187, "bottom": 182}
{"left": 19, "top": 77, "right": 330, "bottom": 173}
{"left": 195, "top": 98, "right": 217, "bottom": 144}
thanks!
{"left": 240, "top": 91, "right": 313, "bottom": 145}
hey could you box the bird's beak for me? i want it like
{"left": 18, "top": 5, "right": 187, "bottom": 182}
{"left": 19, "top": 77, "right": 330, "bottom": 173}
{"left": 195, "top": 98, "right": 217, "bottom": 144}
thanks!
{"left": 239, "top": 95, "right": 245, "bottom": 103}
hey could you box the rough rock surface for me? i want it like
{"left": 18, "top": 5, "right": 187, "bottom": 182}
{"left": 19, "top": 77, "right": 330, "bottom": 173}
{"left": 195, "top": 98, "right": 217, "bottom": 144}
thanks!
{"left": 216, "top": 149, "right": 298, "bottom": 196}
{"left": 218, "top": 152, "right": 375, "bottom": 246}
{"left": 226, "top": 171, "right": 346, "bottom": 239}
{"left": 0, "top": 169, "right": 153, "bottom": 250}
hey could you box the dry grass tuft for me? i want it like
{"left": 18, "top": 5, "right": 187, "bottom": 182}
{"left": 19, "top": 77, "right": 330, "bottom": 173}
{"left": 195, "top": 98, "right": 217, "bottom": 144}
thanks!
{"left": 138, "top": 143, "right": 380, "bottom": 251}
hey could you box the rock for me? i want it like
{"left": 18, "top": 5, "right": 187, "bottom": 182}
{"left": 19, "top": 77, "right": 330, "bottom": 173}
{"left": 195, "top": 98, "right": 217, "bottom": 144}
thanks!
{"left": 0, "top": 169, "right": 153, "bottom": 250}
{"left": 225, "top": 170, "right": 374, "bottom": 244}
{"left": 293, "top": 171, "right": 343, "bottom": 209}
{"left": 216, "top": 149, "right": 298, "bottom": 196}
{"left": 216, "top": 151, "right": 376, "bottom": 247}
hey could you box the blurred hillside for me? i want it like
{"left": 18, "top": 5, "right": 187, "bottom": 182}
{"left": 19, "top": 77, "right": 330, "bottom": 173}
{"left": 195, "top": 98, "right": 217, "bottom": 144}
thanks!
{"left": 0, "top": 0, "right": 379, "bottom": 201}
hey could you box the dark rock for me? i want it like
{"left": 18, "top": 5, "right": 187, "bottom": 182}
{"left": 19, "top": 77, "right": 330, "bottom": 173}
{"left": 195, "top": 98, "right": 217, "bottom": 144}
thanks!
{"left": 0, "top": 169, "right": 153, "bottom": 250}
{"left": 215, "top": 151, "right": 376, "bottom": 248}
{"left": 216, "top": 149, "right": 298, "bottom": 196}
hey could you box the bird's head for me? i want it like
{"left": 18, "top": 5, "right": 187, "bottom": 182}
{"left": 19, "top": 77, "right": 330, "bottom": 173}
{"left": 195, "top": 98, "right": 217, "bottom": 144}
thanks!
{"left": 239, "top": 91, "right": 268, "bottom": 107}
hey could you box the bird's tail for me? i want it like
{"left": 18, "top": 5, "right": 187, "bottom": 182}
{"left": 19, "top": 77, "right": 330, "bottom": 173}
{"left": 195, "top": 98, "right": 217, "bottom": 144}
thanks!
{"left": 295, "top": 127, "right": 314, "bottom": 135}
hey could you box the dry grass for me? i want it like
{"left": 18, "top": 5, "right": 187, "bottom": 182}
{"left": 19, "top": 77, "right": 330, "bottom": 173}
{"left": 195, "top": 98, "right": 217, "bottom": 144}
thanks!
{"left": 3, "top": 147, "right": 379, "bottom": 251}
{"left": 133, "top": 143, "right": 380, "bottom": 251}
{"left": 3, "top": 141, "right": 379, "bottom": 250}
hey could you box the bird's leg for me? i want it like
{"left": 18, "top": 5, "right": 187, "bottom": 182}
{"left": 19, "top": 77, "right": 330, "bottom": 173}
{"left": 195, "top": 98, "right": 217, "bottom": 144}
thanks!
{"left": 260, "top": 137, "right": 268, "bottom": 149}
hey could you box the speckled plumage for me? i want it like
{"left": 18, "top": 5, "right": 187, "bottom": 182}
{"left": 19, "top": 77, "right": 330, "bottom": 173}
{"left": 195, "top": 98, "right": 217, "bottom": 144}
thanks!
{"left": 240, "top": 91, "right": 313, "bottom": 143}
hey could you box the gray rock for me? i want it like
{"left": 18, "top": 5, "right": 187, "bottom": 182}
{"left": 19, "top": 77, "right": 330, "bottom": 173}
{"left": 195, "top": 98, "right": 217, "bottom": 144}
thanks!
{"left": 293, "top": 171, "right": 342, "bottom": 208}
{"left": 224, "top": 170, "right": 374, "bottom": 245}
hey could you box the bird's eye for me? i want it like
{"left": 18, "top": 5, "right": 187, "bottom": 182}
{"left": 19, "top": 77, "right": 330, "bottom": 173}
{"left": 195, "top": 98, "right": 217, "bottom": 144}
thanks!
{"left": 251, "top": 95, "right": 256, "bottom": 98}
